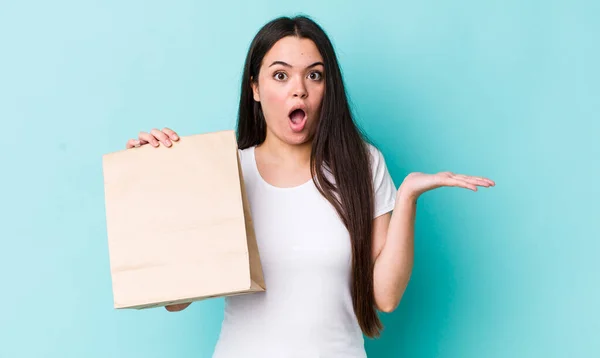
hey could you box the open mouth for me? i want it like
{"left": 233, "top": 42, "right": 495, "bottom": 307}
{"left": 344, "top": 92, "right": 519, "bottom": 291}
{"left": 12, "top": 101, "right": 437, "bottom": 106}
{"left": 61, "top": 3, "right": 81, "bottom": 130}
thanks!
{"left": 289, "top": 108, "right": 306, "bottom": 124}
{"left": 288, "top": 108, "right": 307, "bottom": 132}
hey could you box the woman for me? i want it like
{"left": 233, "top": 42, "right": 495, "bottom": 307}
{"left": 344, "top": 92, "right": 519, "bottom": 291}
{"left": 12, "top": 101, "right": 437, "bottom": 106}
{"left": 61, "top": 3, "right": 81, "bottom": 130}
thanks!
{"left": 125, "top": 15, "right": 494, "bottom": 358}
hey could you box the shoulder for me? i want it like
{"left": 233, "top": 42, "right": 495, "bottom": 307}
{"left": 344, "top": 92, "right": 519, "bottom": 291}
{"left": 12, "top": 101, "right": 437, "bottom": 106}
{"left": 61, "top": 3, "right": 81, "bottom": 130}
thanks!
{"left": 236, "top": 146, "right": 256, "bottom": 175}
{"left": 364, "top": 142, "right": 397, "bottom": 217}
{"left": 237, "top": 145, "right": 253, "bottom": 154}
{"left": 237, "top": 146, "right": 254, "bottom": 162}
{"left": 364, "top": 142, "right": 388, "bottom": 173}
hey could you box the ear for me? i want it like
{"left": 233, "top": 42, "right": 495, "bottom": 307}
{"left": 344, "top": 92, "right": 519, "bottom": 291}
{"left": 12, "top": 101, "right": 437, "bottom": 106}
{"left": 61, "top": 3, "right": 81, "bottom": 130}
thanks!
{"left": 250, "top": 76, "right": 260, "bottom": 102}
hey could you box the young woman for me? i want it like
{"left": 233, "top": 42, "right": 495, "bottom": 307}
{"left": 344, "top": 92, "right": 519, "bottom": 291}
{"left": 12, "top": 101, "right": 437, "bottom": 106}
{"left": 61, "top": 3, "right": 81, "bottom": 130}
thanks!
{"left": 125, "top": 15, "right": 494, "bottom": 358}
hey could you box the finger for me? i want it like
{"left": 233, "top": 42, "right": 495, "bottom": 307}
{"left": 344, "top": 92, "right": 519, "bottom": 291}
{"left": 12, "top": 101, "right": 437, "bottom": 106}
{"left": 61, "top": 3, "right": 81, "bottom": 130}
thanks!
{"left": 445, "top": 177, "right": 478, "bottom": 191}
{"left": 454, "top": 174, "right": 494, "bottom": 187}
{"left": 139, "top": 131, "right": 159, "bottom": 147}
{"left": 473, "top": 176, "right": 494, "bottom": 186}
{"left": 452, "top": 174, "right": 491, "bottom": 187}
{"left": 165, "top": 302, "right": 191, "bottom": 312}
{"left": 127, "top": 137, "right": 149, "bottom": 149}
{"left": 151, "top": 128, "right": 172, "bottom": 147}
{"left": 162, "top": 127, "right": 179, "bottom": 141}
{"left": 126, "top": 139, "right": 140, "bottom": 149}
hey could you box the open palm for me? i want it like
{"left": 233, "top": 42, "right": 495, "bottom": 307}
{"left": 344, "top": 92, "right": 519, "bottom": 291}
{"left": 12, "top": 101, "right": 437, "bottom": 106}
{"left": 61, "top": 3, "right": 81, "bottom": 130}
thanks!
{"left": 400, "top": 171, "right": 495, "bottom": 199}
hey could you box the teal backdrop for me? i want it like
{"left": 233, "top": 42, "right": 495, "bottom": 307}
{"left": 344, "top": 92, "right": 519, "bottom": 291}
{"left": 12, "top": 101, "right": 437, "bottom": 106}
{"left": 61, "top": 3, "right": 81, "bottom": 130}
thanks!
{"left": 1, "top": 0, "right": 598, "bottom": 357}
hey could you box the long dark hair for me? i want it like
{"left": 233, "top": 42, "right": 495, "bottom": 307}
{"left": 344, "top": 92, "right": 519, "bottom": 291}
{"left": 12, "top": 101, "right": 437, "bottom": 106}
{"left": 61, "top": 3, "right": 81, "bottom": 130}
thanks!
{"left": 236, "top": 15, "right": 382, "bottom": 338}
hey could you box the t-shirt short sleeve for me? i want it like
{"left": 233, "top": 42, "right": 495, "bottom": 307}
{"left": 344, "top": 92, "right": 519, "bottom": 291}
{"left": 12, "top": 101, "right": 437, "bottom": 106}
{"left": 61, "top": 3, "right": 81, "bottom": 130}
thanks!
{"left": 368, "top": 143, "right": 397, "bottom": 218}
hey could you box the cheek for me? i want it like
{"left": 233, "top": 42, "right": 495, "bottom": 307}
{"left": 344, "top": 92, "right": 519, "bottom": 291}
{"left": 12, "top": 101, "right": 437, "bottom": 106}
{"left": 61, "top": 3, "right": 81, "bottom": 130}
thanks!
{"left": 260, "top": 87, "right": 287, "bottom": 118}
{"left": 310, "top": 86, "right": 325, "bottom": 111}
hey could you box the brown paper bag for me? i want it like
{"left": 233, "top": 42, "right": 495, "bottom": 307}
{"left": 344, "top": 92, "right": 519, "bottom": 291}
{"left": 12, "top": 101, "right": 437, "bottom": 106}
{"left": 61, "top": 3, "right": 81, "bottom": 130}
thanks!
{"left": 102, "top": 130, "right": 265, "bottom": 309}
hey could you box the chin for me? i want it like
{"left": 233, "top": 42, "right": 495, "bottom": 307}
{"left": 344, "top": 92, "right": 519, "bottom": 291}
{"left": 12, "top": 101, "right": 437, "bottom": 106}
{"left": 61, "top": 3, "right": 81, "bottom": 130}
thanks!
{"left": 283, "top": 133, "right": 312, "bottom": 146}
{"left": 266, "top": 121, "right": 316, "bottom": 146}
{"left": 288, "top": 125, "right": 318, "bottom": 144}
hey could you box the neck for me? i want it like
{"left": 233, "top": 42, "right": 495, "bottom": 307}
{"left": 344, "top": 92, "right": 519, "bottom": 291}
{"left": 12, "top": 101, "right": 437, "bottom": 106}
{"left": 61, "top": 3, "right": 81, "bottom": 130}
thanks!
{"left": 258, "top": 132, "right": 312, "bottom": 167}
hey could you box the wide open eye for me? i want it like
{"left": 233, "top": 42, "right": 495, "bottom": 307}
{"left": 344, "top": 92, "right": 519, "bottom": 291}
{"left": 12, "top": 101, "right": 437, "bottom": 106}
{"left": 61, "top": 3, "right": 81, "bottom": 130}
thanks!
{"left": 274, "top": 72, "right": 288, "bottom": 81}
{"left": 308, "top": 71, "right": 323, "bottom": 81}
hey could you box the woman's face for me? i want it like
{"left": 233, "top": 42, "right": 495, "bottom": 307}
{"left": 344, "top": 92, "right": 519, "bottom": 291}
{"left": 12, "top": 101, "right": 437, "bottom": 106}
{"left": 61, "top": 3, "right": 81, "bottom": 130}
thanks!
{"left": 252, "top": 36, "right": 325, "bottom": 146}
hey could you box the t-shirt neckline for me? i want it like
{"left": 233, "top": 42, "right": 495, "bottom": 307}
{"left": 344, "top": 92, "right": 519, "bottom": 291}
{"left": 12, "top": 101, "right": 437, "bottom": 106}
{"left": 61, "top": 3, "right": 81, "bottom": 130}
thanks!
{"left": 251, "top": 146, "right": 314, "bottom": 191}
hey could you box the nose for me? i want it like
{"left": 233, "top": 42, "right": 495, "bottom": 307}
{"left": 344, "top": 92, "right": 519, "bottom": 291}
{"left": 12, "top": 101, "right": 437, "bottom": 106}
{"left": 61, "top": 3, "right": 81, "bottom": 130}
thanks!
{"left": 292, "top": 78, "right": 308, "bottom": 99}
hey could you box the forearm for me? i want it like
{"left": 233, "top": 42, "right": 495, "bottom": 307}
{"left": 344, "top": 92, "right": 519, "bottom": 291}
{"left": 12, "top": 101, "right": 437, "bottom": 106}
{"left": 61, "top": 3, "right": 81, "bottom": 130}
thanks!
{"left": 373, "top": 189, "right": 416, "bottom": 312}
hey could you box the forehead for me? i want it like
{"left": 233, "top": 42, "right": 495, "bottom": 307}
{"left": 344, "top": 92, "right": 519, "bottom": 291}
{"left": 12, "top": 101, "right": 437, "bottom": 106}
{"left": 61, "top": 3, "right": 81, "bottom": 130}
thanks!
{"left": 262, "top": 36, "right": 323, "bottom": 67}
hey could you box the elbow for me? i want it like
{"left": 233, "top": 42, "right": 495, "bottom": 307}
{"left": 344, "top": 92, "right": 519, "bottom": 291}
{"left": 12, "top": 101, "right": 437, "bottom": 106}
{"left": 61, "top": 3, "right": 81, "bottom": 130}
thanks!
{"left": 374, "top": 271, "right": 412, "bottom": 313}
{"left": 374, "top": 284, "right": 409, "bottom": 313}
{"left": 376, "top": 298, "right": 399, "bottom": 313}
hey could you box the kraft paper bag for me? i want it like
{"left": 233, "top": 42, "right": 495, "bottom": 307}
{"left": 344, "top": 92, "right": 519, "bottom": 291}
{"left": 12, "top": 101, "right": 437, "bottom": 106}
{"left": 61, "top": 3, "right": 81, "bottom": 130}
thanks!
{"left": 102, "top": 130, "right": 265, "bottom": 309}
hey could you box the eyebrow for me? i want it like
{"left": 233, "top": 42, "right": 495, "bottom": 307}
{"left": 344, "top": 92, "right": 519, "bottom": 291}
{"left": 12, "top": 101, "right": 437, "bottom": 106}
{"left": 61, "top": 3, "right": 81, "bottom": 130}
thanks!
{"left": 268, "top": 61, "right": 325, "bottom": 69}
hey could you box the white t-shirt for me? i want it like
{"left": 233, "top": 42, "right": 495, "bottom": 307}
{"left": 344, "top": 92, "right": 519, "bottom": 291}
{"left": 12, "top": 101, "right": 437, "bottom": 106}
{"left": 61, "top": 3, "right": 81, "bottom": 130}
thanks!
{"left": 212, "top": 143, "right": 397, "bottom": 358}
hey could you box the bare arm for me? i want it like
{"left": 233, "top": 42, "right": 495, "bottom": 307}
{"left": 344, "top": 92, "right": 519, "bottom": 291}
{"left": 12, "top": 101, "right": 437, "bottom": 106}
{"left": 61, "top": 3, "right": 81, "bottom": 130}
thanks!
{"left": 371, "top": 191, "right": 415, "bottom": 313}
{"left": 371, "top": 171, "right": 494, "bottom": 313}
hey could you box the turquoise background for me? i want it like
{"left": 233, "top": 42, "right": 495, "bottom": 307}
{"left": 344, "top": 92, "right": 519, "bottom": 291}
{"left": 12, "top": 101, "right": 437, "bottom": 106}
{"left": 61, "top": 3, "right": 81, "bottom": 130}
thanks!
{"left": 1, "top": 0, "right": 598, "bottom": 357}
